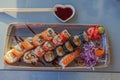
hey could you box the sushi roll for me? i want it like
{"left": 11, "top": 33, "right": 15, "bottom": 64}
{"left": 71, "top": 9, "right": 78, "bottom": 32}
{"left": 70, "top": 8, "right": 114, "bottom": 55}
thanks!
{"left": 52, "top": 34, "right": 63, "bottom": 46}
{"left": 76, "top": 58, "right": 86, "bottom": 66}
{"left": 55, "top": 46, "right": 65, "bottom": 57}
{"left": 32, "top": 34, "right": 45, "bottom": 47}
{"left": 34, "top": 46, "right": 45, "bottom": 57}
{"left": 70, "top": 35, "right": 81, "bottom": 47}
{"left": 21, "top": 37, "right": 34, "bottom": 51}
{"left": 23, "top": 50, "right": 39, "bottom": 64}
{"left": 79, "top": 32, "right": 89, "bottom": 43}
{"left": 43, "top": 41, "right": 54, "bottom": 51}
{"left": 44, "top": 51, "right": 55, "bottom": 62}
{"left": 60, "top": 29, "right": 71, "bottom": 42}
{"left": 4, "top": 49, "right": 18, "bottom": 64}
{"left": 59, "top": 49, "right": 81, "bottom": 68}
{"left": 41, "top": 28, "right": 56, "bottom": 41}
{"left": 63, "top": 41, "right": 74, "bottom": 52}
{"left": 12, "top": 43, "right": 26, "bottom": 58}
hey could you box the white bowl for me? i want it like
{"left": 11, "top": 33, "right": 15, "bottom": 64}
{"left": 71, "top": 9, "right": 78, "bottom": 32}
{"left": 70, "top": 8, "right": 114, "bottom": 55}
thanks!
{"left": 54, "top": 4, "right": 75, "bottom": 22}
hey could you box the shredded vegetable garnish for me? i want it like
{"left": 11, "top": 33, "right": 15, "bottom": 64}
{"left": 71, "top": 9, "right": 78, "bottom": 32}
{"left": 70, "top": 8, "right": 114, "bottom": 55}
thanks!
{"left": 81, "top": 41, "right": 99, "bottom": 67}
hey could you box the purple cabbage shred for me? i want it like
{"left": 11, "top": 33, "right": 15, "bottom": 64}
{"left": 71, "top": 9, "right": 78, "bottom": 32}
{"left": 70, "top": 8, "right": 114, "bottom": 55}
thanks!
{"left": 81, "top": 41, "right": 99, "bottom": 67}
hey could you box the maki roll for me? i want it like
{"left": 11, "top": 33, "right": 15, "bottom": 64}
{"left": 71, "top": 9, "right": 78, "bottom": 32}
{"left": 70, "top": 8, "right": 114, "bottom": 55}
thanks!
{"left": 32, "top": 34, "right": 45, "bottom": 47}
{"left": 41, "top": 28, "right": 56, "bottom": 41}
{"left": 60, "top": 29, "right": 71, "bottom": 42}
{"left": 56, "top": 46, "right": 65, "bottom": 57}
{"left": 12, "top": 43, "right": 26, "bottom": 58}
{"left": 4, "top": 49, "right": 18, "bottom": 64}
{"left": 70, "top": 35, "right": 81, "bottom": 48}
{"left": 21, "top": 37, "right": 34, "bottom": 51}
{"left": 44, "top": 51, "right": 55, "bottom": 62}
{"left": 63, "top": 41, "right": 74, "bottom": 52}
{"left": 23, "top": 50, "right": 39, "bottom": 64}
{"left": 79, "top": 32, "right": 89, "bottom": 43}
{"left": 52, "top": 34, "right": 63, "bottom": 46}
{"left": 34, "top": 46, "right": 45, "bottom": 57}
{"left": 43, "top": 41, "right": 54, "bottom": 51}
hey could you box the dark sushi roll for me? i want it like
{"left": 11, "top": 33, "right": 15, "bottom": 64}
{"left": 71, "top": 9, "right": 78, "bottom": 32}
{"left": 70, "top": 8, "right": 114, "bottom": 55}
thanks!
{"left": 44, "top": 51, "right": 55, "bottom": 62}
{"left": 43, "top": 41, "right": 55, "bottom": 51}
{"left": 55, "top": 46, "right": 65, "bottom": 57}
{"left": 63, "top": 41, "right": 74, "bottom": 52}
{"left": 79, "top": 32, "right": 89, "bottom": 43}
{"left": 70, "top": 35, "right": 82, "bottom": 48}
{"left": 23, "top": 50, "right": 39, "bottom": 64}
{"left": 34, "top": 46, "right": 45, "bottom": 58}
{"left": 60, "top": 29, "right": 71, "bottom": 42}
{"left": 52, "top": 34, "right": 63, "bottom": 46}
{"left": 73, "top": 35, "right": 82, "bottom": 46}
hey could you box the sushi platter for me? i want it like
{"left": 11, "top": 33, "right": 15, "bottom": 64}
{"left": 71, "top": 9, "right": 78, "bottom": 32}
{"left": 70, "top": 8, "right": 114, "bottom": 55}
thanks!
{"left": 4, "top": 23, "right": 110, "bottom": 70}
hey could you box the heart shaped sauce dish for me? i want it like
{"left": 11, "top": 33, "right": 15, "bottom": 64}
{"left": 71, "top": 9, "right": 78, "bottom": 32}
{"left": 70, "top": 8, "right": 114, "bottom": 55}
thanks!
{"left": 54, "top": 4, "right": 75, "bottom": 22}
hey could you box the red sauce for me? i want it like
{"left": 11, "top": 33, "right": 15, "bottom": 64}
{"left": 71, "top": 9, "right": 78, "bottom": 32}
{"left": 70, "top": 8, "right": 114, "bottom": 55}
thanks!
{"left": 55, "top": 7, "right": 73, "bottom": 20}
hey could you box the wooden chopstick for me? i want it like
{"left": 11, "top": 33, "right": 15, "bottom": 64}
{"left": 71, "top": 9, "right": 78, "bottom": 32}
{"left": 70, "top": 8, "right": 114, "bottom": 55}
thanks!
{"left": 25, "top": 24, "right": 36, "bottom": 35}
{"left": 0, "top": 8, "right": 55, "bottom": 12}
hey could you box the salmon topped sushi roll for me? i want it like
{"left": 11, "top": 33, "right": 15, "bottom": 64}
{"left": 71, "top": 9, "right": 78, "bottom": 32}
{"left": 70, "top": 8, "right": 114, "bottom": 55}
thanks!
{"left": 21, "top": 37, "right": 34, "bottom": 51}
{"left": 4, "top": 49, "right": 18, "bottom": 64}
{"left": 23, "top": 50, "right": 39, "bottom": 64}
{"left": 12, "top": 43, "right": 26, "bottom": 58}
{"left": 41, "top": 28, "right": 56, "bottom": 41}
{"left": 32, "top": 34, "right": 45, "bottom": 47}
{"left": 44, "top": 51, "right": 55, "bottom": 62}
{"left": 52, "top": 34, "right": 63, "bottom": 46}
{"left": 60, "top": 29, "right": 71, "bottom": 42}
{"left": 43, "top": 41, "right": 55, "bottom": 51}
{"left": 59, "top": 49, "right": 81, "bottom": 68}
{"left": 34, "top": 46, "right": 45, "bottom": 57}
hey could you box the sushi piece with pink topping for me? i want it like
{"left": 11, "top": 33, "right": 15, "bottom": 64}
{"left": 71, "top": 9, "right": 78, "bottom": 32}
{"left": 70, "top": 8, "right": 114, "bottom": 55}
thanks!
{"left": 52, "top": 34, "right": 63, "bottom": 46}
{"left": 34, "top": 46, "right": 45, "bottom": 57}
{"left": 43, "top": 41, "right": 55, "bottom": 51}
{"left": 60, "top": 29, "right": 71, "bottom": 42}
